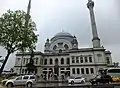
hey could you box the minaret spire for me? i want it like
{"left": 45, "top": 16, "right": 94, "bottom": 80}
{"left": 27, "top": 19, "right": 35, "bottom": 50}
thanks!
{"left": 27, "top": 0, "right": 31, "bottom": 15}
{"left": 87, "top": 0, "right": 101, "bottom": 48}
{"left": 25, "top": 0, "right": 31, "bottom": 27}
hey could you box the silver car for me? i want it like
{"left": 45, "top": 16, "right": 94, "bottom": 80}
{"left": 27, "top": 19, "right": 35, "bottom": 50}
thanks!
{"left": 5, "top": 75, "right": 36, "bottom": 88}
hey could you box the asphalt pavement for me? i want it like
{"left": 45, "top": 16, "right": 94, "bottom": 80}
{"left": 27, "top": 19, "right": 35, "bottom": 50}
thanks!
{"left": 1, "top": 82, "right": 120, "bottom": 88}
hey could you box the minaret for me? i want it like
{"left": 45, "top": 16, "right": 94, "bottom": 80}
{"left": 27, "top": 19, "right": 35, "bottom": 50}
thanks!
{"left": 87, "top": 0, "right": 101, "bottom": 48}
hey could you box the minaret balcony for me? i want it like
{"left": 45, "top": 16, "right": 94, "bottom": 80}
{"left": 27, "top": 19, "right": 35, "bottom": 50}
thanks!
{"left": 87, "top": 0, "right": 94, "bottom": 9}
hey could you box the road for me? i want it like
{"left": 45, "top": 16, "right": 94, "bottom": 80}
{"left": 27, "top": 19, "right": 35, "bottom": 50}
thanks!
{"left": 1, "top": 82, "right": 120, "bottom": 88}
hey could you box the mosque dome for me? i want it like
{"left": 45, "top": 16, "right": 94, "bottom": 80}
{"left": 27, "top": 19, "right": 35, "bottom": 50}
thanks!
{"left": 54, "top": 32, "right": 74, "bottom": 38}
{"left": 44, "top": 31, "right": 78, "bottom": 53}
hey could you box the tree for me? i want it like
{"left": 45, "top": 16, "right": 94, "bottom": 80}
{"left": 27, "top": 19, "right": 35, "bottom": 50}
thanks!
{"left": 0, "top": 10, "right": 38, "bottom": 74}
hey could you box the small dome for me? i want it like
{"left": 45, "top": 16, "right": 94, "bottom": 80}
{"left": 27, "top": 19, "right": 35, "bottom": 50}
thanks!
{"left": 54, "top": 32, "right": 73, "bottom": 38}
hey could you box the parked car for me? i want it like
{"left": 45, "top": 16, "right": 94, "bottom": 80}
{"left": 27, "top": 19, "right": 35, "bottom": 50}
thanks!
{"left": 68, "top": 76, "right": 85, "bottom": 84}
{"left": 5, "top": 75, "right": 36, "bottom": 88}
{"left": 89, "top": 75, "right": 112, "bottom": 85}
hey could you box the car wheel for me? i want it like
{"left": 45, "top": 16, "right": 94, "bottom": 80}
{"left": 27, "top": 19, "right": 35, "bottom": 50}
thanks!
{"left": 71, "top": 81, "right": 74, "bottom": 84}
{"left": 7, "top": 82, "right": 13, "bottom": 88}
{"left": 27, "top": 82, "right": 32, "bottom": 88}
{"left": 81, "top": 80, "right": 85, "bottom": 84}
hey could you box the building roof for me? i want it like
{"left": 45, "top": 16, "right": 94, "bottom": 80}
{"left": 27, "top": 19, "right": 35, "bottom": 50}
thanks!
{"left": 54, "top": 32, "right": 73, "bottom": 38}
{"left": 51, "top": 32, "right": 74, "bottom": 41}
{"left": 16, "top": 51, "right": 43, "bottom": 56}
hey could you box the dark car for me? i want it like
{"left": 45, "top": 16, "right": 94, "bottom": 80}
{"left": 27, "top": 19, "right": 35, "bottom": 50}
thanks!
{"left": 90, "top": 75, "right": 112, "bottom": 85}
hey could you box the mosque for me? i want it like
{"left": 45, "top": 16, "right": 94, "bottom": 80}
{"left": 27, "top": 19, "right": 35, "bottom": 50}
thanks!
{"left": 13, "top": 0, "right": 113, "bottom": 79}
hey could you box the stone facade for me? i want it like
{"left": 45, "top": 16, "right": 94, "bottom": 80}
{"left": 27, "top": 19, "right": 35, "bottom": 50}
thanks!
{"left": 14, "top": 32, "right": 112, "bottom": 79}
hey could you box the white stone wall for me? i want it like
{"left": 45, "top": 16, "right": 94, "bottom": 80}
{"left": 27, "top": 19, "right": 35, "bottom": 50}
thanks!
{"left": 14, "top": 49, "right": 112, "bottom": 79}
{"left": 50, "top": 39, "right": 73, "bottom": 52}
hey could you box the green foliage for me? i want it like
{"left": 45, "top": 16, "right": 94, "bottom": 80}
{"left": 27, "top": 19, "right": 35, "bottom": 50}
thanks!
{"left": 0, "top": 10, "right": 38, "bottom": 53}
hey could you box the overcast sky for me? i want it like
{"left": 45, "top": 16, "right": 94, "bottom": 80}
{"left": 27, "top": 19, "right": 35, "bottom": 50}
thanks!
{"left": 0, "top": 0, "right": 120, "bottom": 70}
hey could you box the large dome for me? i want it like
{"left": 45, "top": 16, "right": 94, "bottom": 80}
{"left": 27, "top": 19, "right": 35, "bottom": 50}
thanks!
{"left": 54, "top": 32, "right": 73, "bottom": 38}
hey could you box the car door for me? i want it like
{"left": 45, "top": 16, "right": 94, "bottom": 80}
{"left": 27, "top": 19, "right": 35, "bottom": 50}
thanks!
{"left": 14, "top": 76, "right": 23, "bottom": 85}
{"left": 22, "top": 76, "right": 29, "bottom": 85}
{"left": 74, "top": 77, "right": 81, "bottom": 83}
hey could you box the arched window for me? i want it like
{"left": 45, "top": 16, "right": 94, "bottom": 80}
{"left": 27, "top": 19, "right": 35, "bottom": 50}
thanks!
{"left": 64, "top": 44, "right": 69, "bottom": 50}
{"left": 53, "top": 45, "right": 57, "bottom": 50}
{"left": 67, "top": 58, "right": 70, "bottom": 64}
{"left": 50, "top": 59, "right": 53, "bottom": 65}
{"left": 61, "top": 58, "right": 64, "bottom": 64}
{"left": 44, "top": 59, "right": 47, "bottom": 65}
{"left": 55, "top": 58, "right": 58, "bottom": 65}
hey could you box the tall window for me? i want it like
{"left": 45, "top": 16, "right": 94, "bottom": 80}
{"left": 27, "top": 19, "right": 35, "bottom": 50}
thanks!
{"left": 76, "top": 56, "right": 79, "bottom": 63}
{"left": 22, "top": 69, "right": 24, "bottom": 74}
{"left": 36, "top": 58, "right": 38, "bottom": 64}
{"left": 90, "top": 68, "right": 94, "bottom": 74}
{"left": 61, "top": 58, "right": 64, "bottom": 64}
{"left": 44, "top": 59, "right": 47, "bottom": 65}
{"left": 23, "top": 58, "right": 26, "bottom": 64}
{"left": 72, "top": 68, "right": 75, "bottom": 74}
{"left": 77, "top": 68, "right": 80, "bottom": 74}
{"left": 72, "top": 56, "right": 75, "bottom": 63}
{"left": 41, "top": 58, "right": 43, "bottom": 65}
{"left": 81, "top": 68, "right": 84, "bottom": 74}
{"left": 106, "top": 57, "right": 110, "bottom": 64}
{"left": 85, "top": 57, "right": 88, "bottom": 62}
{"left": 67, "top": 58, "right": 70, "bottom": 64}
{"left": 89, "top": 57, "right": 92, "bottom": 62}
{"left": 55, "top": 58, "right": 58, "bottom": 65}
{"left": 50, "top": 59, "right": 53, "bottom": 64}
{"left": 80, "top": 57, "right": 83, "bottom": 63}
{"left": 86, "top": 68, "right": 89, "bottom": 74}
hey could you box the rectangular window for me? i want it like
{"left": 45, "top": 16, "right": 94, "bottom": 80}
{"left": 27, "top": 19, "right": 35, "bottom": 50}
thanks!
{"left": 61, "top": 68, "right": 64, "bottom": 70}
{"left": 85, "top": 57, "right": 88, "bottom": 62}
{"left": 80, "top": 57, "right": 83, "bottom": 63}
{"left": 77, "top": 68, "right": 80, "bottom": 74}
{"left": 89, "top": 57, "right": 92, "bottom": 62}
{"left": 76, "top": 57, "right": 79, "bottom": 63}
{"left": 72, "top": 68, "right": 75, "bottom": 74}
{"left": 86, "top": 68, "right": 89, "bottom": 74}
{"left": 61, "top": 71, "right": 64, "bottom": 74}
{"left": 81, "top": 68, "right": 84, "bottom": 74}
{"left": 23, "top": 58, "right": 26, "bottom": 64}
{"left": 106, "top": 57, "right": 110, "bottom": 64}
{"left": 26, "top": 59, "right": 28, "bottom": 64}
{"left": 72, "top": 56, "right": 75, "bottom": 63}
{"left": 66, "top": 68, "right": 70, "bottom": 70}
{"left": 36, "top": 58, "right": 38, "bottom": 64}
{"left": 90, "top": 68, "right": 94, "bottom": 74}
